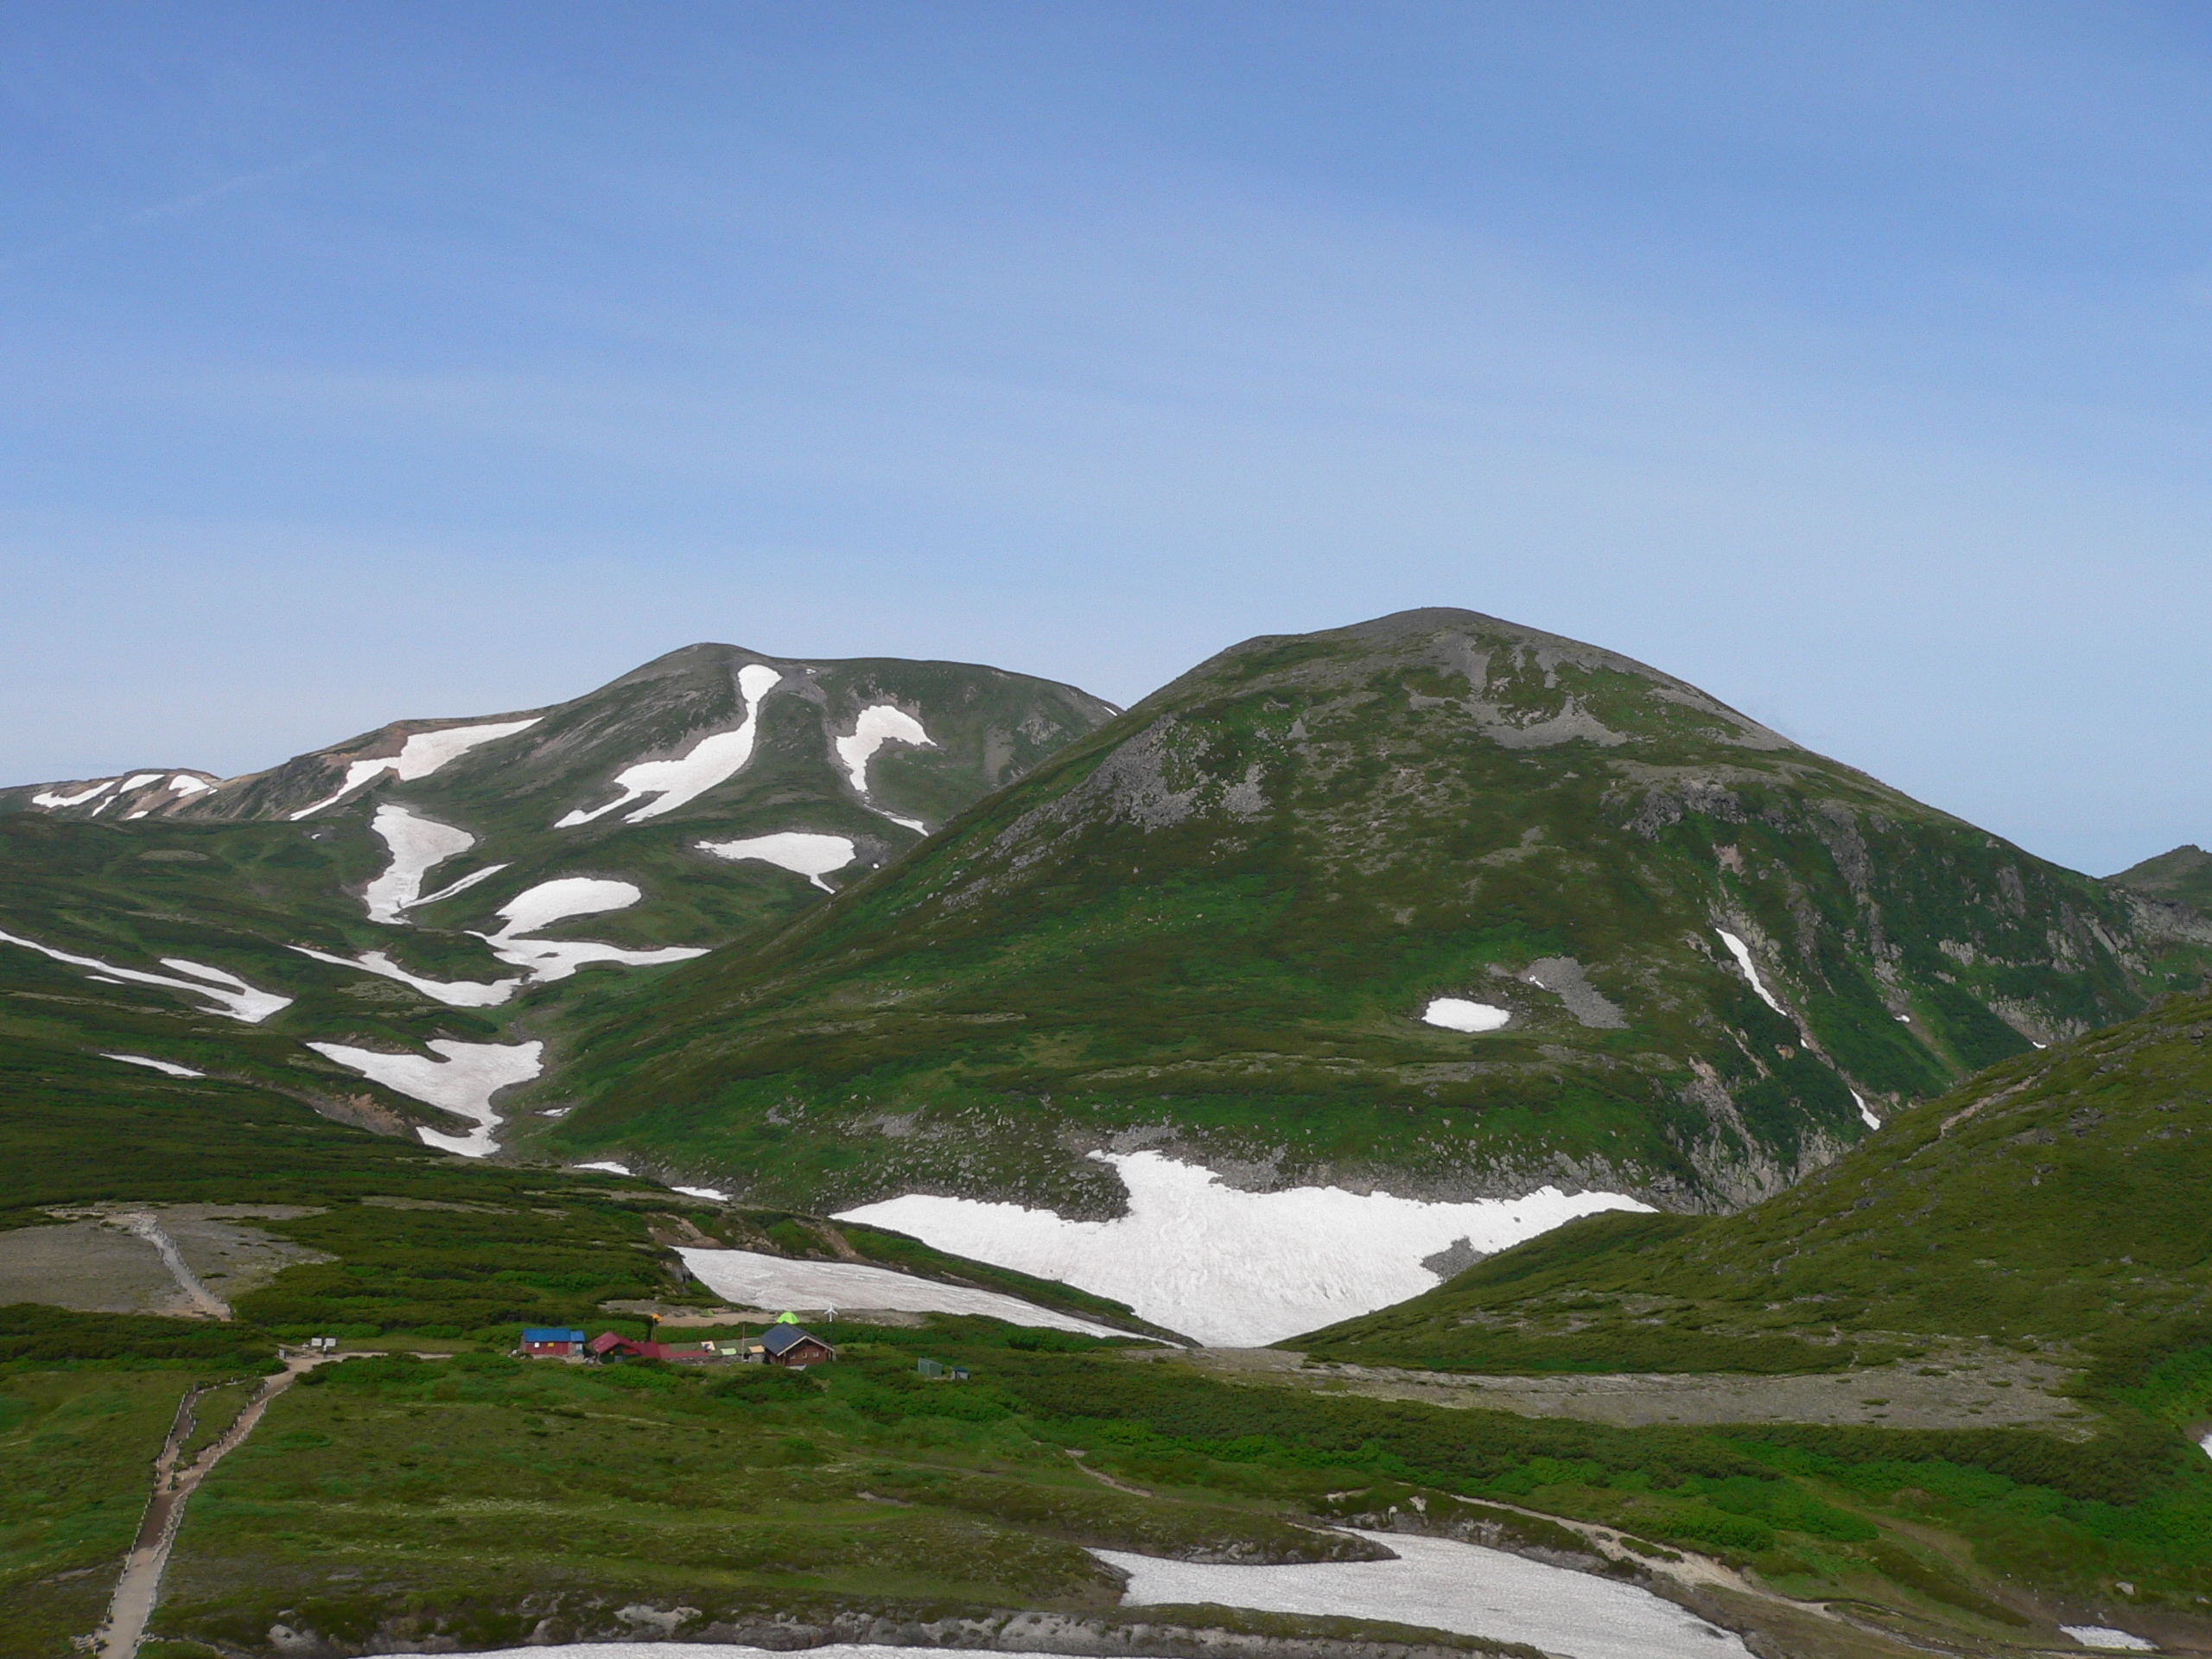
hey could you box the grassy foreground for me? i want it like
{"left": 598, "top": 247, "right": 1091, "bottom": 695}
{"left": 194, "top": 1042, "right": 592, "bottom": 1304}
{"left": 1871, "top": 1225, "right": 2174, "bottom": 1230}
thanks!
{"left": 3, "top": 1310, "right": 2207, "bottom": 1657}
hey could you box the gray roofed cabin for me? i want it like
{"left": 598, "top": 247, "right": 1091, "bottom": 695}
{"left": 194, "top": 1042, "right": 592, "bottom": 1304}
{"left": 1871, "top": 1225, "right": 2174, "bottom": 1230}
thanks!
{"left": 759, "top": 1325, "right": 836, "bottom": 1367}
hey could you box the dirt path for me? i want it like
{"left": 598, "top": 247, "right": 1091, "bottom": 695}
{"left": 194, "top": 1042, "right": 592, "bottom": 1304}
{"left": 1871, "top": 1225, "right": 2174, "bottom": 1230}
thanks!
{"left": 91, "top": 1351, "right": 321, "bottom": 1657}
{"left": 107, "top": 1212, "right": 230, "bottom": 1319}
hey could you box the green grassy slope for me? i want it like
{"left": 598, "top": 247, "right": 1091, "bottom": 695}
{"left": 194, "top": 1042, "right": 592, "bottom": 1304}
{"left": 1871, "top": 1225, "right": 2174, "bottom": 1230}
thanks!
{"left": 6, "top": 995, "right": 2210, "bottom": 1656}
{"left": 548, "top": 609, "right": 2210, "bottom": 1215}
{"left": 5, "top": 1312, "right": 2202, "bottom": 1657}
{"left": 0, "top": 647, "right": 1118, "bottom": 1155}
{"left": 1296, "top": 984, "right": 2212, "bottom": 1376}
{"left": 2111, "top": 842, "right": 2212, "bottom": 917}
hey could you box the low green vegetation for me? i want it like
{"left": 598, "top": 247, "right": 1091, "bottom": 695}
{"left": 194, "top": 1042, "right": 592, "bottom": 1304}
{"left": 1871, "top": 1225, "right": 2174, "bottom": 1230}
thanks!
{"left": 0, "top": 1368, "right": 198, "bottom": 1657}
{"left": 1300, "top": 986, "right": 2212, "bottom": 1377}
{"left": 551, "top": 612, "right": 2210, "bottom": 1217}
{"left": 2109, "top": 842, "right": 2212, "bottom": 915}
{"left": 3, "top": 1309, "right": 2202, "bottom": 1657}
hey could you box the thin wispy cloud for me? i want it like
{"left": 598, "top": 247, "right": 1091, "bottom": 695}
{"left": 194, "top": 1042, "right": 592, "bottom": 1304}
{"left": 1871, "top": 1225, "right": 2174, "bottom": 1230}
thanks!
{"left": 1, "top": 153, "right": 324, "bottom": 270}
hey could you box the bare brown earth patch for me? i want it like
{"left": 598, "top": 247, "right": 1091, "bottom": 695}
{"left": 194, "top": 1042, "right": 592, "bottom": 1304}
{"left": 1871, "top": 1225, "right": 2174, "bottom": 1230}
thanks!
{"left": 1171, "top": 1344, "right": 2091, "bottom": 1436}
{"left": 6, "top": 1205, "right": 328, "bottom": 1316}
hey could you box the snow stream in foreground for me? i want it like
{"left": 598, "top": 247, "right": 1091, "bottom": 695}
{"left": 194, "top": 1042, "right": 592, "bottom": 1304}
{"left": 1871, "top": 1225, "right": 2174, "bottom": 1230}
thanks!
{"left": 308, "top": 1039, "right": 544, "bottom": 1158}
{"left": 558, "top": 664, "right": 782, "bottom": 827}
{"left": 676, "top": 1249, "right": 1131, "bottom": 1338}
{"left": 1102, "top": 1529, "right": 1749, "bottom": 1659}
{"left": 838, "top": 1152, "right": 1651, "bottom": 1346}
{"left": 0, "top": 930, "right": 291, "bottom": 1023}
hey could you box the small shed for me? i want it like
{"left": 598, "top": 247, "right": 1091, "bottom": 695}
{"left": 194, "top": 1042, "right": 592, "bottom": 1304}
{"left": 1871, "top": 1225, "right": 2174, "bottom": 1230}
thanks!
{"left": 522, "top": 1326, "right": 588, "bottom": 1357}
{"left": 760, "top": 1325, "right": 836, "bottom": 1367}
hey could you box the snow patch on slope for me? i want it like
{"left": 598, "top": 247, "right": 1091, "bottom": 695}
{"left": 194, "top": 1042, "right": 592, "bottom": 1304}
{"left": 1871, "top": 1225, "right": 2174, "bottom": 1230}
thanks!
{"left": 677, "top": 1248, "right": 1131, "bottom": 1338}
{"left": 2060, "top": 1628, "right": 2155, "bottom": 1652}
{"left": 289, "top": 945, "right": 519, "bottom": 1007}
{"left": 478, "top": 877, "right": 709, "bottom": 982}
{"left": 1716, "top": 929, "right": 1787, "bottom": 1014}
{"left": 102, "top": 1053, "right": 205, "bottom": 1078}
{"left": 697, "top": 830, "right": 857, "bottom": 890}
{"left": 836, "top": 704, "right": 935, "bottom": 831}
{"left": 289, "top": 718, "right": 539, "bottom": 819}
{"left": 1851, "top": 1088, "right": 1880, "bottom": 1131}
{"left": 31, "top": 779, "right": 116, "bottom": 809}
{"left": 295, "top": 874, "right": 701, "bottom": 1003}
{"left": 1099, "top": 1529, "right": 1750, "bottom": 1659}
{"left": 0, "top": 930, "right": 291, "bottom": 1022}
{"left": 308, "top": 1038, "right": 544, "bottom": 1158}
{"left": 557, "top": 664, "right": 783, "bottom": 827}
{"left": 838, "top": 1152, "right": 1652, "bottom": 1346}
{"left": 1422, "top": 997, "right": 1510, "bottom": 1033}
{"left": 361, "top": 805, "right": 478, "bottom": 925}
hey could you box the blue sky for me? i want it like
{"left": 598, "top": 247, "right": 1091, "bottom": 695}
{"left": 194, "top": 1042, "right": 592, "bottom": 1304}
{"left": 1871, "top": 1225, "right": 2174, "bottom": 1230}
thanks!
{"left": 4, "top": 2, "right": 2209, "bottom": 874}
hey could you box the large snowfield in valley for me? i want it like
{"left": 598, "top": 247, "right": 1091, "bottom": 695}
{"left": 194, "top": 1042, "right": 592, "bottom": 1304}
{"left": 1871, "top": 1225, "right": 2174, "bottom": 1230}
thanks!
{"left": 673, "top": 1248, "right": 1132, "bottom": 1338}
{"left": 836, "top": 1151, "right": 1652, "bottom": 1345}
{"left": 1099, "top": 1529, "right": 1751, "bottom": 1659}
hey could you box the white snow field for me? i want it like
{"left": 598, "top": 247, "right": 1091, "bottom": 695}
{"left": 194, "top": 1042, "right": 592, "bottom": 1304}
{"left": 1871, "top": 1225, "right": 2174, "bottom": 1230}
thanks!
{"left": 408, "top": 861, "right": 511, "bottom": 910}
{"left": 557, "top": 664, "right": 783, "bottom": 827}
{"left": 2061, "top": 1628, "right": 2156, "bottom": 1651}
{"left": 675, "top": 1248, "right": 1132, "bottom": 1338}
{"left": 102, "top": 1053, "right": 205, "bottom": 1078}
{"left": 168, "top": 772, "right": 213, "bottom": 795}
{"left": 837, "top": 1152, "right": 1651, "bottom": 1346}
{"left": 572, "top": 1160, "right": 633, "bottom": 1175}
{"left": 1422, "top": 996, "right": 1511, "bottom": 1033}
{"left": 478, "top": 877, "right": 709, "bottom": 982}
{"left": 31, "top": 779, "right": 116, "bottom": 809}
{"left": 307, "top": 1039, "right": 545, "bottom": 1158}
{"left": 0, "top": 930, "right": 292, "bottom": 1023}
{"left": 289, "top": 718, "right": 540, "bottom": 819}
{"left": 671, "top": 1185, "right": 730, "bottom": 1200}
{"left": 289, "top": 945, "right": 520, "bottom": 1008}
{"left": 1850, "top": 1088, "right": 1881, "bottom": 1131}
{"left": 361, "top": 805, "right": 480, "bottom": 924}
{"left": 295, "top": 875, "right": 702, "bottom": 1004}
{"left": 1715, "top": 929, "right": 1788, "bottom": 1015}
{"left": 1097, "top": 1529, "right": 1750, "bottom": 1659}
{"left": 836, "top": 703, "right": 934, "bottom": 830}
{"left": 118, "top": 772, "right": 163, "bottom": 791}
{"left": 697, "top": 830, "right": 857, "bottom": 890}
